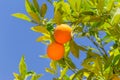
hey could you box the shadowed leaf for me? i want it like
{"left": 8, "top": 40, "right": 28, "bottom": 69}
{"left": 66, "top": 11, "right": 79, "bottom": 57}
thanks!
{"left": 70, "top": 39, "right": 79, "bottom": 58}
{"left": 29, "top": 12, "right": 40, "bottom": 24}
{"left": 33, "top": 0, "right": 39, "bottom": 12}
{"left": 40, "top": 3, "right": 47, "bottom": 17}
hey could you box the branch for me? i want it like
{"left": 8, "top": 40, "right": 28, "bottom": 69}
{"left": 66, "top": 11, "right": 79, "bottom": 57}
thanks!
{"left": 87, "top": 36, "right": 107, "bottom": 60}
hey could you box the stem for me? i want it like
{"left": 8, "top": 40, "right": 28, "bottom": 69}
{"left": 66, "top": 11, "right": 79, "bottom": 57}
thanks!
{"left": 99, "top": 42, "right": 108, "bottom": 57}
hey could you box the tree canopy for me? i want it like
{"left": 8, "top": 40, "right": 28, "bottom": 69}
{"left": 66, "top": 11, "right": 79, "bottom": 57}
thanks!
{"left": 12, "top": 0, "right": 120, "bottom": 80}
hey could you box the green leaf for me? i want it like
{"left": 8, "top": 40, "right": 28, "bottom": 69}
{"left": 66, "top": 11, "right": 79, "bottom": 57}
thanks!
{"left": 25, "top": 0, "right": 32, "bottom": 13}
{"left": 13, "top": 73, "right": 20, "bottom": 80}
{"left": 87, "top": 50, "right": 101, "bottom": 58}
{"left": 60, "top": 66, "right": 69, "bottom": 79}
{"left": 112, "top": 54, "right": 120, "bottom": 66}
{"left": 73, "top": 25, "right": 83, "bottom": 33}
{"left": 36, "top": 35, "right": 51, "bottom": 42}
{"left": 68, "top": 0, "right": 81, "bottom": 12}
{"left": 106, "top": 0, "right": 114, "bottom": 12}
{"left": 57, "top": 59, "right": 66, "bottom": 68}
{"left": 82, "top": 15, "right": 91, "bottom": 22}
{"left": 12, "top": 13, "right": 31, "bottom": 22}
{"left": 54, "top": 10, "right": 62, "bottom": 25}
{"left": 31, "top": 26, "right": 50, "bottom": 35}
{"left": 64, "top": 42, "right": 70, "bottom": 58}
{"left": 65, "top": 57, "right": 76, "bottom": 69}
{"left": 70, "top": 39, "right": 79, "bottom": 58}
{"left": 29, "top": 12, "right": 40, "bottom": 24}
{"left": 50, "top": 60, "right": 57, "bottom": 71}
{"left": 40, "top": 3, "right": 47, "bottom": 17}
{"left": 96, "top": 0, "right": 104, "bottom": 13}
{"left": 45, "top": 68, "right": 56, "bottom": 74}
{"left": 63, "top": 75, "right": 70, "bottom": 80}
{"left": 39, "top": 54, "right": 48, "bottom": 58}
{"left": 26, "top": 71, "right": 34, "bottom": 77}
{"left": 33, "top": 0, "right": 39, "bottom": 12}
{"left": 70, "top": 69, "right": 87, "bottom": 80}
{"left": 19, "top": 56, "right": 27, "bottom": 78}
{"left": 111, "top": 8, "right": 120, "bottom": 26}
{"left": 82, "top": 57, "right": 102, "bottom": 75}
{"left": 76, "top": 0, "right": 81, "bottom": 12}
{"left": 104, "top": 54, "right": 114, "bottom": 69}
{"left": 31, "top": 73, "right": 43, "bottom": 80}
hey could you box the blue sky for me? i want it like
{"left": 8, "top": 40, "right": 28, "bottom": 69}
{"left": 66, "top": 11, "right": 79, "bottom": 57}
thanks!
{"left": 0, "top": 0, "right": 114, "bottom": 80}
{"left": 0, "top": 0, "right": 54, "bottom": 80}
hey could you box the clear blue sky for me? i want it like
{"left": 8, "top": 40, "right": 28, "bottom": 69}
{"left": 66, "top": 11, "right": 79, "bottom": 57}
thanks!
{"left": 0, "top": 0, "right": 113, "bottom": 80}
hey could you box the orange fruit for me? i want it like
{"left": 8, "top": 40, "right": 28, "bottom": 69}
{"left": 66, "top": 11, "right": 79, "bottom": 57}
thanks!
{"left": 112, "top": 75, "right": 120, "bottom": 80}
{"left": 54, "top": 24, "right": 72, "bottom": 44}
{"left": 47, "top": 41, "right": 64, "bottom": 60}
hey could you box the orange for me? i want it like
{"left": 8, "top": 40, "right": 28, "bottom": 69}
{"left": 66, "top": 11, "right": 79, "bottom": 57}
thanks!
{"left": 54, "top": 24, "right": 72, "bottom": 44}
{"left": 112, "top": 75, "right": 120, "bottom": 80}
{"left": 47, "top": 41, "right": 64, "bottom": 60}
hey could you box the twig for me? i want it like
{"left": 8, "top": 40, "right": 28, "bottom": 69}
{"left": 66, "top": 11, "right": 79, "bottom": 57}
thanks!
{"left": 87, "top": 36, "right": 107, "bottom": 60}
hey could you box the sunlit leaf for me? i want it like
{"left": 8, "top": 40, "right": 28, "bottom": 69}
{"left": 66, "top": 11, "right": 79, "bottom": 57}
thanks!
{"left": 12, "top": 13, "right": 31, "bottom": 22}
{"left": 31, "top": 73, "right": 43, "bottom": 80}
{"left": 106, "top": 0, "right": 114, "bottom": 12}
{"left": 111, "top": 8, "right": 120, "bottom": 26}
{"left": 36, "top": 35, "right": 51, "bottom": 42}
{"left": 45, "top": 68, "right": 56, "bottom": 74}
{"left": 76, "top": 0, "right": 81, "bottom": 12}
{"left": 31, "top": 26, "right": 50, "bottom": 35}
{"left": 110, "top": 48, "right": 120, "bottom": 57}
{"left": 13, "top": 73, "right": 20, "bottom": 80}
{"left": 25, "top": 0, "right": 36, "bottom": 13}
{"left": 60, "top": 66, "right": 68, "bottom": 79}
{"left": 64, "top": 42, "right": 70, "bottom": 58}
{"left": 40, "top": 3, "right": 47, "bottom": 17}
{"left": 50, "top": 60, "right": 57, "bottom": 71}
{"left": 25, "top": 0, "right": 32, "bottom": 13}
{"left": 82, "top": 57, "right": 102, "bottom": 75}
{"left": 68, "top": 0, "right": 81, "bottom": 12}
{"left": 97, "top": 0, "right": 104, "bottom": 13}
{"left": 19, "top": 56, "right": 27, "bottom": 78}
{"left": 63, "top": 75, "right": 70, "bottom": 80}
{"left": 82, "top": 16, "right": 91, "bottom": 22}
{"left": 39, "top": 54, "right": 48, "bottom": 58}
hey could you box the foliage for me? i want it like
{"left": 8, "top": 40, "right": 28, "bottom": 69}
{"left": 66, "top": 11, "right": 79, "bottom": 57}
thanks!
{"left": 12, "top": 0, "right": 120, "bottom": 80}
{"left": 13, "top": 56, "right": 42, "bottom": 80}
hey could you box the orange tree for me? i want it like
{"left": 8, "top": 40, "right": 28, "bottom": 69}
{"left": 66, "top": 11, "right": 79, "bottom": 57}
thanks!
{"left": 12, "top": 0, "right": 120, "bottom": 80}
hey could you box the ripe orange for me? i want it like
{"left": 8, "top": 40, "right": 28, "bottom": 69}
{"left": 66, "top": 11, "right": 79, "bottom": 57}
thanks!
{"left": 112, "top": 75, "right": 120, "bottom": 80}
{"left": 47, "top": 41, "right": 64, "bottom": 60}
{"left": 54, "top": 24, "right": 72, "bottom": 44}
